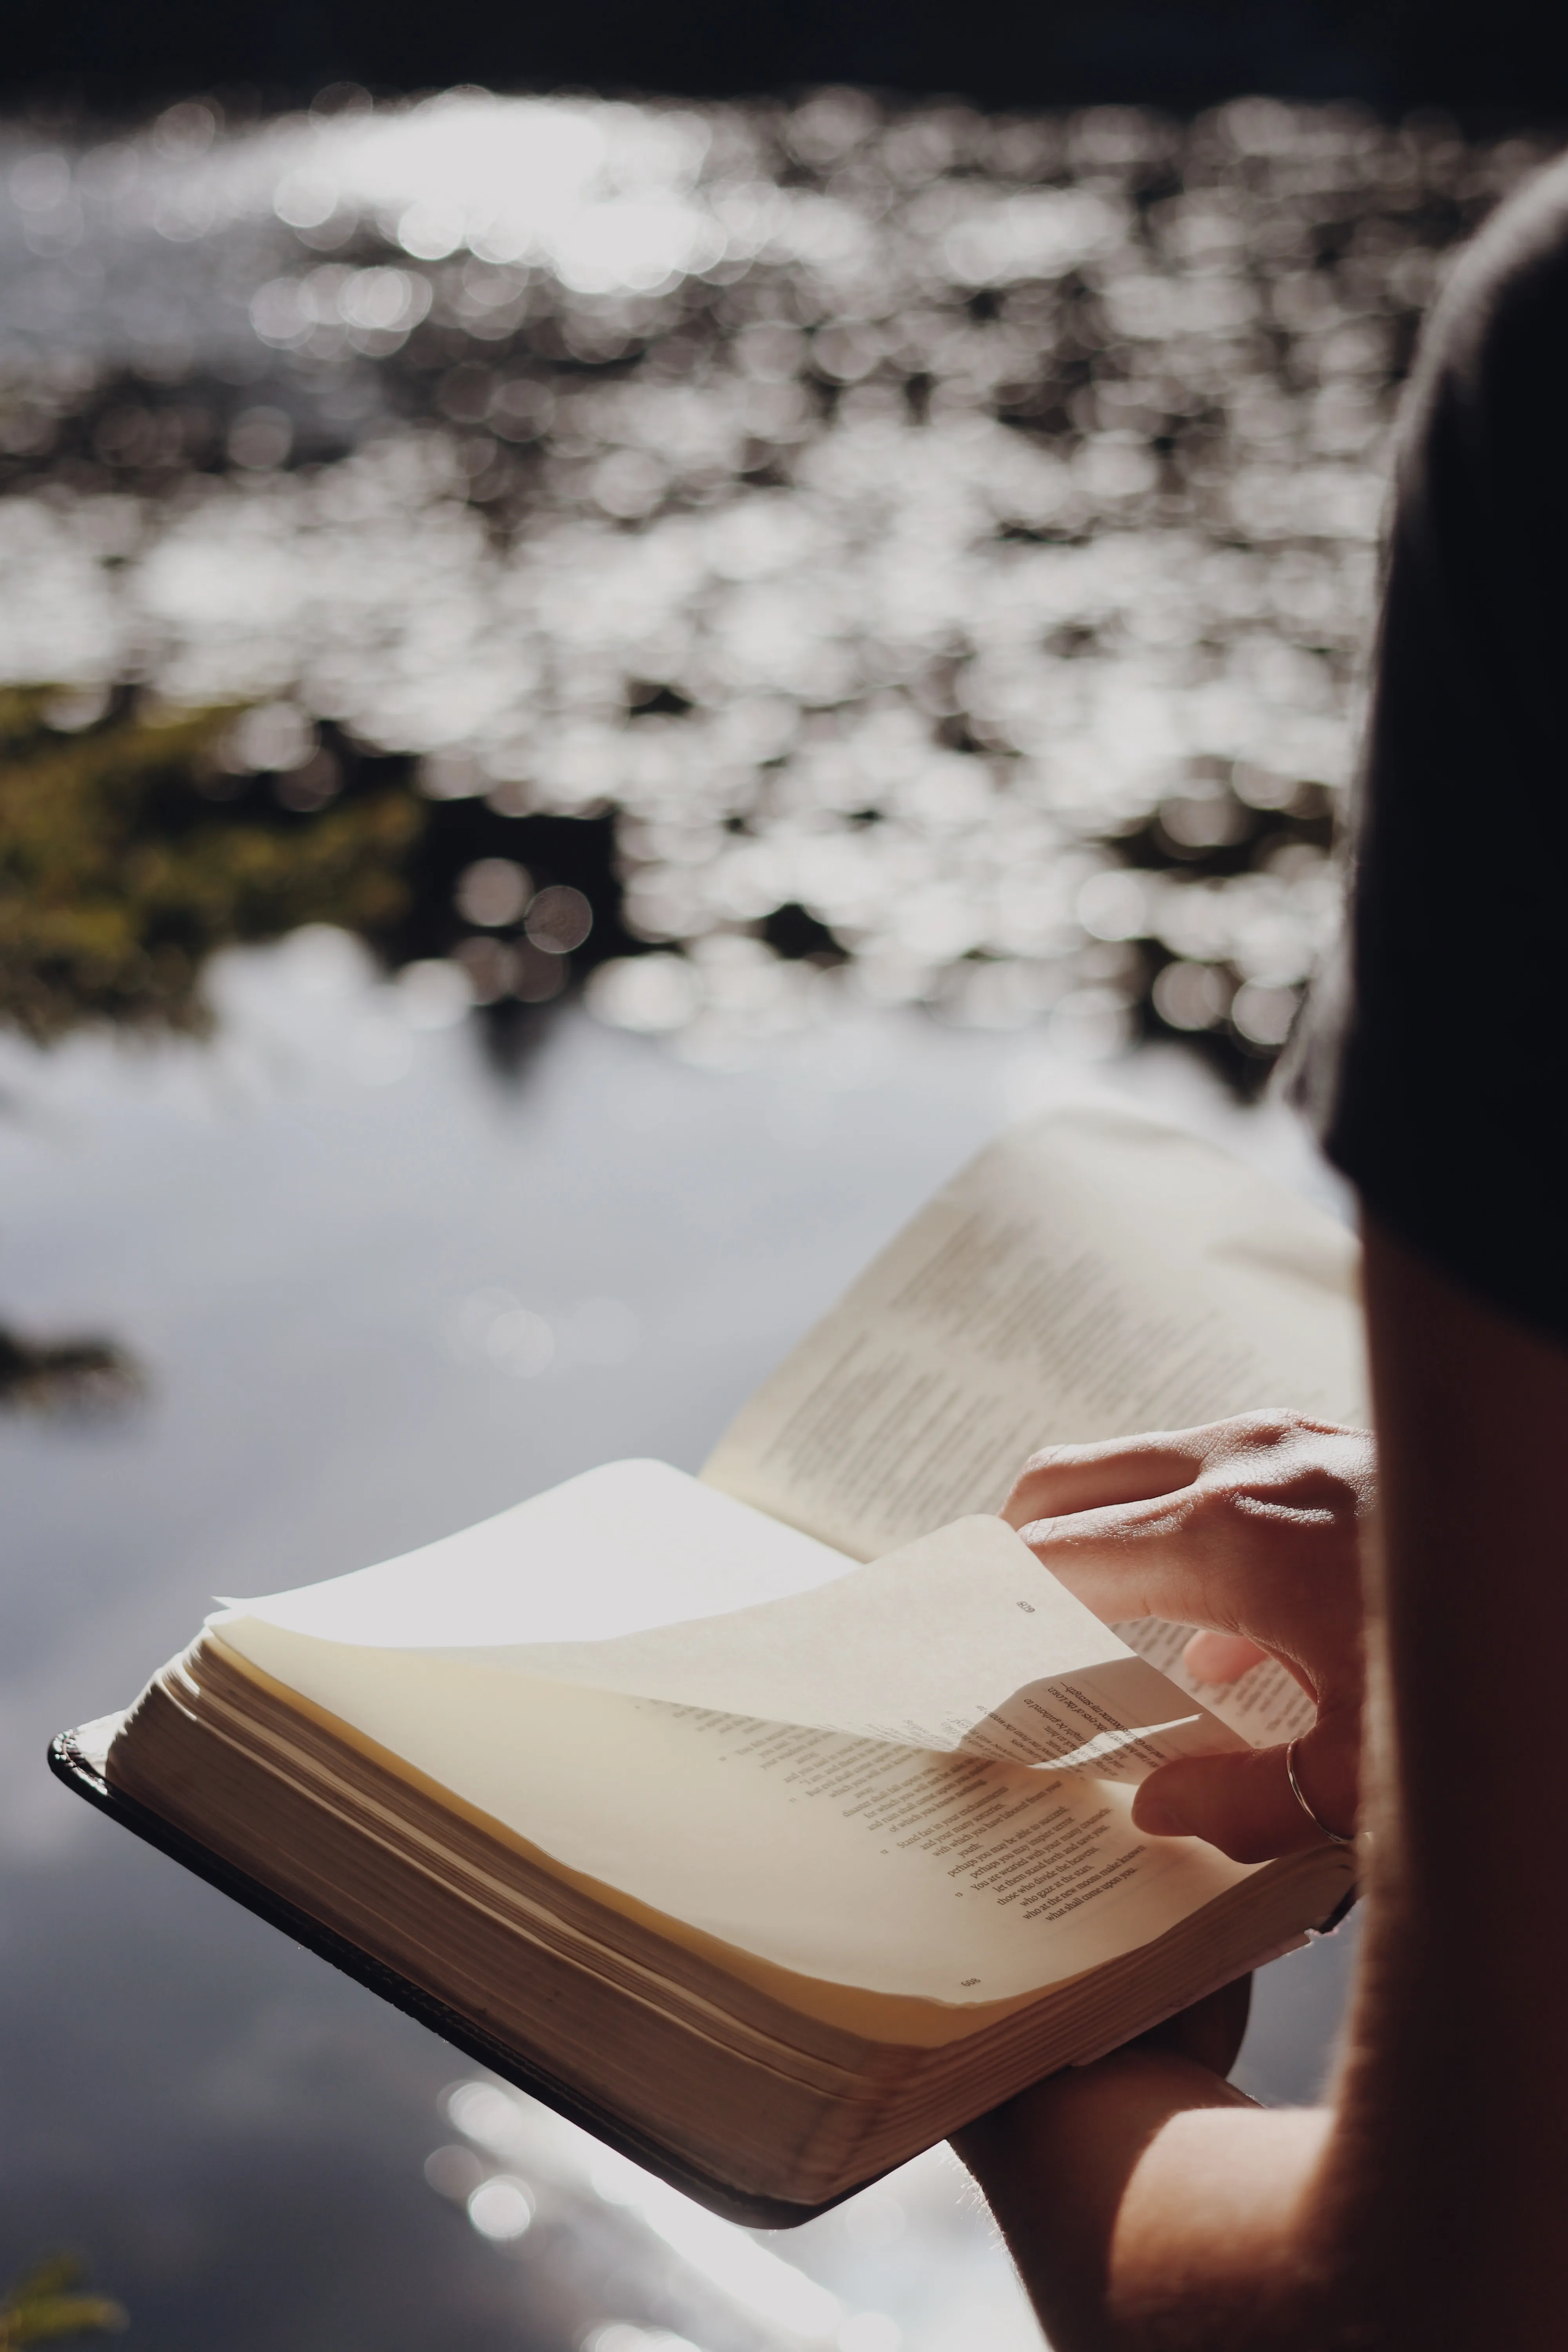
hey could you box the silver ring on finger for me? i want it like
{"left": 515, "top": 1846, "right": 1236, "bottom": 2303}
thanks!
{"left": 1285, "top": 1736, "right": 1356, "bottom": 1848}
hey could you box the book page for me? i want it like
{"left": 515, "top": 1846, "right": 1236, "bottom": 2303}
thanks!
{"left": 216, "top": 1487, "right": 1249, "bottom": 1782}
{"left": 217, "top": 1459, "right": 859, "bottom": 1647}
{"left": 202, "top": 1459, "right": 1266, "bottom": 2002}
{"left": 193, "top": 1628, "right": 1254, "bottom": 2005}
{"left": 700, "top": 1101, "right": 1365, "bottom": 1745}
{"left": 456, "top": 1517, "right": 1247, "bottom": 1780}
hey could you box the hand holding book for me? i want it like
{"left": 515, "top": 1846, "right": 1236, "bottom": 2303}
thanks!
{"left": 56, "top": 1103, "right": 1368, "bottom": 2218}
{"left": 1004, "top": 1414, "right": 1372, "bottom": 1861}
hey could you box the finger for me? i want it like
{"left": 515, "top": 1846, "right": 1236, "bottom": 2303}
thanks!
{"left": 1183, "top": 1629, "right": 1271, "bottom": 1684}
{"left": 1002, "top": 1432, "right": 1215, "bottom": 1525}
{"left": 1018, "top": 1490, "right": 1360, "bottom": 1693}
{"left": 1015, "top": 1487, "right": 1231, "bottom": 1632}
{"left": 1131, "top": 1722, "right": 1358, "bottom": 1865}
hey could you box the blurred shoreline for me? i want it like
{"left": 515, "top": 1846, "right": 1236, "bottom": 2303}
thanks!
{"left": 5, "top": 89, "right": 1548, "bottom": 1091}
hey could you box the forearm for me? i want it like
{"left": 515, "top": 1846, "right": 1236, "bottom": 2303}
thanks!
{"left": 1303, "top": 1219, "right": 1568, "bottom": 2348}
{"left": 956, "top": 2054, "right": 1335, "bottom": 2352}
{"left": 961, "top": 1217, "right": 1568, "bottom": 2350}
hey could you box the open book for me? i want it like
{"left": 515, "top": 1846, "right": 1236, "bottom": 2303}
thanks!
{"left": 54, "top": 1103, "right": 1364, "bottom": 2223}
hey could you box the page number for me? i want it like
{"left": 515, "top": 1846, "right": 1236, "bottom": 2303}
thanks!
{"left": 1016, "top": 1600, "right": 1036, "bottom": 1613}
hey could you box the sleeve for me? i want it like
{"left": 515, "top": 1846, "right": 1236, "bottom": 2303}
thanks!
{"left": 1292, "top": 153, "right": 1568, "bottom": 1346}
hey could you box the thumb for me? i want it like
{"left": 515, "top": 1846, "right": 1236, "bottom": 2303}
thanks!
{"left": 1131, "top": 1725, "right": 1357, "bottom": 1866}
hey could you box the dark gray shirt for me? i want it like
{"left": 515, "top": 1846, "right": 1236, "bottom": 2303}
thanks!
{"left": 1295, "top": 152, "right": 1568, "bottom": 1346}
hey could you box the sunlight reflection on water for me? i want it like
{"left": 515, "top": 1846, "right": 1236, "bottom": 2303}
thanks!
{"left": 2, "top": 88, "right": 1553, "bottom": 1070}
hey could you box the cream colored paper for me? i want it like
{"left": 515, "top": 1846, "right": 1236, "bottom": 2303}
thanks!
{"left": 191, "top": 1105, "right": 1360, "bottom": 2003}
{"left": 219, "top": 1460, "right": 856, "bottom": 1648}
{"left": 208, "top": 1457, "right": 1257, "bottom": 2004}
{"left": 701, "top": 1101, "right": 1366, "bottom": 1746}
{"left": 215, "top": 1468, "right": 1245, "bottom": 1779}
{"left": 203, "top": 1631, "right": 1250, "bottom": 2004}
{"left": 452, "top": 1517, "right": 1246, "bottom": 1778}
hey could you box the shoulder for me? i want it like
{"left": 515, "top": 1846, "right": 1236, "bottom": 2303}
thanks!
{"left": 1400, "top": 151, "right": 1568, "bottom": 468}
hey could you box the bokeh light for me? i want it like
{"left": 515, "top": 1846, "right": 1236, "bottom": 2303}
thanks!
{"left": 0, "top": 89, "right": 1548, "bottom": 1082}
{"left": 465, "top": 2174, "right": 535, "bottom": 2241}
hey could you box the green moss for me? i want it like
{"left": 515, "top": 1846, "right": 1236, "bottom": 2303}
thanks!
{"left": 0, "top": 689, "right": 424, "bottom": 1042}
{"left": 0, "top": 2257, "right": 125, "bottom": 2347}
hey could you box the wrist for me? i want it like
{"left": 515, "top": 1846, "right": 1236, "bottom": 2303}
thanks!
{"left": 955, "top": 2053, "right": 1282, "bottom": 2352}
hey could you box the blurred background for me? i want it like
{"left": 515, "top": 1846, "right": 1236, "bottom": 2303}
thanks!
{"left": 1, "top": 6, "right": 1561, "bottom": 2350}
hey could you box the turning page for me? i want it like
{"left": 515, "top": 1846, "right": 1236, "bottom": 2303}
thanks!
{"left": 183, "top": 1463, "right": 1263, "bottom": 2006}
{"left": 172, "top": 1641, "right": 1256, "bottom": 2006}
{"left": 212, "top": 1462, "right": 1247, "bottom": 1782}
{"left": 700, "top": 1101, "right": 1366, "bottom": 1744}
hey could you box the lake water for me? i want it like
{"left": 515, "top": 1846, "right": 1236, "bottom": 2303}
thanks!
{"left": 2, "top": 89, "right": 1553, "bottom": 1082}
{"left": 0, "top": 935, "right": 1361, "bottom": 2352}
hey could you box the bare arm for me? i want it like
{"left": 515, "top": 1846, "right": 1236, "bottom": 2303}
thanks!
{"left": 958, "top": 1216, "right": 1568, "bottom": 2350}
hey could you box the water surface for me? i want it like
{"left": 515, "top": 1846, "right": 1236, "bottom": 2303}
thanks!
{"left": 0, "top": 946, "right": 1358, "bottom": 2350}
